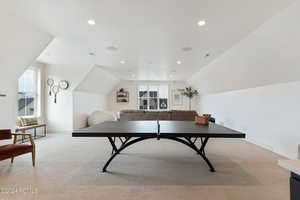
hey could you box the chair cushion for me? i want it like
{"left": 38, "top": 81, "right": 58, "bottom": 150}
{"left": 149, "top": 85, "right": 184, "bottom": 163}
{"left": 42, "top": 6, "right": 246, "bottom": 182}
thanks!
{"left": 170, "top": 110, "right": 198, "bottom": 121}
{"left": 0, "top": 144, "right": 33, "bottom": 161}
{"left": 157, "top": 111, "right": 172, "bottom": 120}
{"left": 0, "top": 129, "right": 12, "bottom": 140}
{"left": 19, "top": 117, "right": 38, "bottom": 127}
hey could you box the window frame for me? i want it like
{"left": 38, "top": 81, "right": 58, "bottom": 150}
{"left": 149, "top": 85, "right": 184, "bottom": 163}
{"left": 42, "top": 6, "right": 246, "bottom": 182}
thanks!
{"left": 17, "top": 66, "right": 42, "bottom": 117}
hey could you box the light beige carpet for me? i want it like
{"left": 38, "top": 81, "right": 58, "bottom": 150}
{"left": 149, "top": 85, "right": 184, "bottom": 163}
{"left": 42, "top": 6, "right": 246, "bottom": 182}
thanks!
{"left": 0, "top": 133, "right": 289, "bottom": 200}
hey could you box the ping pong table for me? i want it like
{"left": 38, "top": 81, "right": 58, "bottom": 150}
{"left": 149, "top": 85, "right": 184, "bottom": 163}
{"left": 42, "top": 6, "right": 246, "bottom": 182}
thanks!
{"left": 72, "top": 120, "right": 245, "bottom": 172}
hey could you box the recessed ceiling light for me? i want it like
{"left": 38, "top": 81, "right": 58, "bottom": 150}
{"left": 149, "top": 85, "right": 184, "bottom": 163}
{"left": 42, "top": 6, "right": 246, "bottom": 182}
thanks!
{"left": 106, "top": 46, "right": 118, "bottom": 51}
{"left": 176, "top": 60, "right": 182, "bottom": 65}
{"left": 197, "top": 20, "right": 206, "bottom": 26}
{"left": 120, "top": 60, "right": 125, "bottom": 64}
{"left": 88, "top": 19, "right": 96, "bottom": 26}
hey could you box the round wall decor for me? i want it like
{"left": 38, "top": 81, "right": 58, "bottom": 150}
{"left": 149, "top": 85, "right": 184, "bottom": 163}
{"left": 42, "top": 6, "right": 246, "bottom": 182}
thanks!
{"left": 59, "top": 80, "right": 70, "bottom": 90}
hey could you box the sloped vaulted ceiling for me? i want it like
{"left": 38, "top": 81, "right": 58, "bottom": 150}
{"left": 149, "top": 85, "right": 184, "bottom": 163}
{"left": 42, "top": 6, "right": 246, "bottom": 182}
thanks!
{"left": 13, "top": 0, "right": 296, "bottom": 81}
{"left": 187, "top": 1, "right": 300, "bottom": 94}
{"left": 75, "top": 65, "right": 120, "bottom": 95}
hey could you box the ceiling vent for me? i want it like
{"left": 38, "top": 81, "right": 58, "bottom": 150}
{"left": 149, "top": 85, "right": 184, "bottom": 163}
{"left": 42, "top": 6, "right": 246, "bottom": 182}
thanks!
{"left": 182, "top": 47, "right": 193, "bottom": 52}
{"left": 106, "top": 46, "right": 118, "bottom": 51}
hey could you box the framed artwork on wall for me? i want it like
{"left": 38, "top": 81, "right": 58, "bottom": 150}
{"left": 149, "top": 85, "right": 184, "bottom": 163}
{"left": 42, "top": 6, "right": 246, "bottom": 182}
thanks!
{"left": 117, "top": 88, "right": 129, "bottom": 103}
{"left": 172, "top": 89, "right": 183, "bottom": 106}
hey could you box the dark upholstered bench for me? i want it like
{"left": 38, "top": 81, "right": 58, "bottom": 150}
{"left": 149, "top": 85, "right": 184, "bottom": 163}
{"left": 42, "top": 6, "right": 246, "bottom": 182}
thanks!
{"left": 119, "top": 110, "right": 216, "bottom": 123}
{"left": 119, "top": 110, "right": 198, "bottom": 121}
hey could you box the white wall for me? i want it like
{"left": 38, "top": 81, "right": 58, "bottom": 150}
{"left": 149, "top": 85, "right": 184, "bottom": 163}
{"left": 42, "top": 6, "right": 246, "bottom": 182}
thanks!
{"left": 0, "top": 8, "right": 52, "bottom": 129}
{"left": 45, "top": 64, "right": 94, "bottom": 132}
{"left": 188, "top": 1, "right": 300, "bottom": 159}
{"left": 107, "top": 80, "right": 197, "bottom": 113}
{"left": 73, "top": 91, "right": 107, "bottom": 130}
{"left": 199, "top": 82, "right": 300, "bottom": 159}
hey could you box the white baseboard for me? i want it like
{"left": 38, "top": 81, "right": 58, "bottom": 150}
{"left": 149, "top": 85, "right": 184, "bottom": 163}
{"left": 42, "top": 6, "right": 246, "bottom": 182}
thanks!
{"left": 246, "top": 137, "right": 294, "bottom": 160}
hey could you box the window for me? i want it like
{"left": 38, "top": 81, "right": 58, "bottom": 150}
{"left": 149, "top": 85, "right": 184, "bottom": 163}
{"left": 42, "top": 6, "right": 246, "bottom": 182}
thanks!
{"left": 138, "top": 85, "right": 168, "bottom": 110}
{"left": 18, "top": 67, "right": 41, "bottom": 117}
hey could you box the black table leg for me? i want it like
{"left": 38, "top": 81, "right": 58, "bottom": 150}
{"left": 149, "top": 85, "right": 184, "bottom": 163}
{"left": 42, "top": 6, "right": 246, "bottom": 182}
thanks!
{"left": 103, "top": 137, "right": 150, "bottom": 172}
{"left": 200, "top": 137, "right": 209, "bottom": 156}
{"left": 200, "top": 137, "right": 206, "bottom": 156}
{"left": 108, "top": 137, "right": 132, "bottom": 155}
{"left": 184, "top": 137, "right": 215, "bottom": 172}
{"left": 102, "top": 136, "right": 215, "bottom": 173}
{"left": 108, "top": 137, "right": 118, "bottom": 154}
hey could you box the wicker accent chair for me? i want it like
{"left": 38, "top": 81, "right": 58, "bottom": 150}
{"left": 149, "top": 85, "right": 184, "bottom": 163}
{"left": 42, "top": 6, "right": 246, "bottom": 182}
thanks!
{"left": 0, "top": 129, "right": 35, "bottom": 166}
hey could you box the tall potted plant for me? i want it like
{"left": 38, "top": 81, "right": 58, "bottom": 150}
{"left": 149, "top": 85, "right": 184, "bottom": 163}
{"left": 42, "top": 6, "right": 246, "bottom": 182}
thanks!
{"left": 182, "top": 87, "right": 199, "bottom": 110}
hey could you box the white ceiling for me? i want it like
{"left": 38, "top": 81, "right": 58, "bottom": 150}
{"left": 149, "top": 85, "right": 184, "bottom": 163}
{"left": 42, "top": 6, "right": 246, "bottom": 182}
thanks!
{"left": 13, "top": 0, "right": 295, "bottom": 80}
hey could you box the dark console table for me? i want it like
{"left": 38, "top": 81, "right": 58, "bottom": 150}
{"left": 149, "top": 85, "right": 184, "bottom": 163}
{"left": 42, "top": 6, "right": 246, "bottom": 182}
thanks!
{"left": 279, "top": 160, "right": 300, "bottom": 200}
